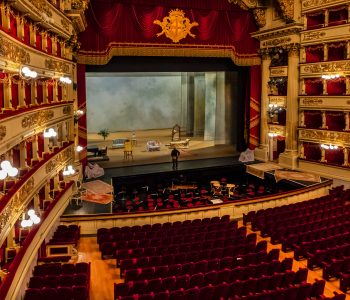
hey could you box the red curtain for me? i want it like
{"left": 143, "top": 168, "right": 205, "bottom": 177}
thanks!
{"left": 47, "top": 82, "right": 53, "bottom": 103}
{"left": 57, "top": 85, "right": 62, "bottom": 101}
{"left": 329, "top": 7, "right": 348, "bottom": 26}
{"left": 307, "top": 13, "right": 325, "bottom": 30}
{"left": 277, "top": 109, "right": 286, "bottom": 125}
{"left": 24, "top": 82, "right": 31, "bottom": 106}
{"left": 25, "top": 140, "right": 32, "bottom": 166}
{"left": 305, "top": 78, "right": 323, "bottom": 95}
{"left": 77, "top": 64, "right": 88, "bottom": 166}
{"left": 23, "top": 21, "right": 30, "bottom": 45}
{"left": 328, "top": 43, "right": 346, "bottom": 61}
{"left": 36, "top": 83, "right": 43, "bottom": 104}
{"left": 304, "top": 110, "right": 322, "bottom": 128}
{"left": 12, "top": 148, "right": 20, "bottom": 168}
{"left": 56, "top": 41, "right": 61, "bottom": 57}
{"left": 305, "top": 45, "right": 323, "bottom": 63}
{"left": 325, "top": 148, "right": 344, "bottom": 165}
{"left": 79, "top": 0, "right": 259, "bottom": 60}
{"left": 304, "top": 142, "right": 321, "bottom": 161}
{"left": 11, "top": 81, "right": 18, "bottom": 109}
{"left": 9, "top": 14, "right": 17, "bottom": 37}
{"left": 47, "top": 36, "right": 52, "bottom": 54}
{"left": 36, "top": 30, "right": 42, "bottom": 51}
{"left": 326, "top": 111, "right": 345, "bottom": 131}
{"left": 248, "top": 65, "right": 261, "bottom": 149}
{"left": 277, "top": 137, "right": 285, "bottom": 156}
{"left": 327, "top": 78, "right": 346, "bottom": 95}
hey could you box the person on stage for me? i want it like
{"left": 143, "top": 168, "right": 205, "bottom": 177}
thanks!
{"left": 171, "top": 147, "right": 180, "bottom": 169}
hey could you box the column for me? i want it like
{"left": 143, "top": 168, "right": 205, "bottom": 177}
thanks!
{"left": 0, "top": 4, "right": 10, "bottom": 31}
{"left": 41, "top": 32, "right": 47, "bottom": 53}
{"left": 193, "top": 73, "right": 205, "bottom": 137}
{"left": 322, "top": 79, "right": 327, "bottom": 95}
{"left": 43, "top": 132, "right": 50, "bottom": 153}
{"left": 6, "top": 227, "right": 15, "bottom": 248}
{"left": 303, "top": 14, "right": 308, "bottom": 30}
{"left": 33, "top": 194, "right": 40, "bottom": 211}
{"left": 42, "top": 81, "right": 48, "bottom": 104}
{"left": 324, "top": 10, "right": 329, "bottom": 27}
{"left": 321, "top": 111, "right": 327, "bottom": 129}
{"left": 323, "top": 44, "right": 328, "bottom": 61}
{"left": 279, "top": 44, "right": 300, "bottom": 169}
{"left": 180, "top": 72, "right": 188, "bottom": 135}
{"left": 300, "top": 78, "right": 306, "bottom": 95}
{"left": 29, "top": 24, "right": 36, "bottom": 47}
{"left": 32, "top": 135, "right": 39, "bottom": 160}
{"left": 299, "top": 143, "right": 305, "bottom": 159}
{"left": 300, "top": 47, "right": 306, "bottom": 63}
{"left": 254, "top": 49, "right": 271, "bottom": 162}
{"left": 53, "top": 80, "right": 59, "bottom": 102}
{"left": 343, "top": 147, "right": 349, "bottom": 167}
{"left": 60, "top": 41, "right": 65, "bottom": 58}
{"left": 18, "top": 79, "right": 26, "bottom": 108}
{"left": 52, "top": 36, "right": 57, "bottom": 56}
{"left": 3, "top": 75, "right": 13, "bottom": 110}
{"left": 62, "top": 121, "right": 68, "bottom": 141}
{"left": 44, "top": 182, "right": 52, "bottom": 200}
{"left": 19, "top": 141, "right": 27, "bottom": 168}
{"left": 347, "top": 41, "right": 350, "bottom": 59}
{"left": 299, "top": 110, "right": 305, "bottom": 127}
{"left": 320, "top": 147, "right": 326, "bottom": 162}
{"left": 346, "top": 77, "right": 350, "bottom": 94}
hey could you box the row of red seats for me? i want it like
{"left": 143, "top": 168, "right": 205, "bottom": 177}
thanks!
{"left": 98, "top": 221, "right": 237, "bottom": 245}
{"left": 323, "top": 256, "right": 350, "bottom": 281}
{"left": 124, "top": 256, "right": 289, "bottom": 283}
{"left": 97, "top": 215, "right": 233, "bottom": 241}
{"left": 282, "top": 221, "right": 350, "bottom": 252}
{"left": 272, "top": 212, "right": 350, "bottom": 245}
{"left": 33, "top": 262, "right": 90, "bottom": 277}
{"left": 28, "top": 273, "right": 88, "bottom": 289}
{"left": 115, "top": 274, "right": 325, "bottom": 300}
{"left": 24, "top": 285, "right": 88, "bottom": 300}
{"left": 119, "top": 248, "right": 278, "bottom": 277}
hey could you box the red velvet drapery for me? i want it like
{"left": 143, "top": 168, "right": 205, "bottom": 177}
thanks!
{"left": 24, "top": 82, "right": 31, "bottom": 106}
{"left": 248, "top": 65, "right": 261, "bottom": 149}
{"left": 78, "top": 0, "right": 259, "bottom": 65}
{"left": 36, "top": 83, "right": 43, "bottom": 104}
{"left": 304, "top": 110, "right": 322, "bottom": 128}
{"left": 326, "top": 111, "right": 345, "bottom": 131}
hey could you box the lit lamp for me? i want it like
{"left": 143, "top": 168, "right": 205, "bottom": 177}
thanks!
{"left": 321, "top": 74, "right": 340, "bottom": 80}
{"left": 59, "top": 76, "right": 72, "bottom": 84}
{"left": 21, "top": 209, "right": 41, "bottom": 228}
{"left": 74, "top": 110, "right": 84, "bottom": 124}
{"left": 0, "top": 160, "right": 18, "bottom": 180}
{"left": 21, "top": 66, "right": 38, "bottom": 79}
{"left": 63, "top": 165, "right": 75, "bottom": 176}
{"left": 43, "top": 128, "right": 57, "bottom": 138}
{"left": 75, "top": 145, "right": 83, "bottom": 152}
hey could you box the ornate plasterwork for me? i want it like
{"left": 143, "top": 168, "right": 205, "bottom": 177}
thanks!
{"left": 22, "top": 110, "right": 54, "bottom": 128}
{"left": 0, "top": 126, "right": 6, "bottom": 141}
{"left": 61, "top": 19, "right": 70, "bottom": 31}
{"left": 31, "top": 0, "right": 52, "bottom": 17}
{"left": 300, "top": 98, "right": 323, "bottom": 105}
{"left": 299, "top": 129, "right": 350, "bottom": 145}
{"left": 45, "top": 147, "right": 73, "bottom": 174}
{"left": 303, "top": 62, "right": 350, "bottom": 73}
{"left": 63, "top": 106, "right": 72, "bottom": 115}
{"left": 263, "top": 37, "right": 292, "bottom": 47}
{"left": 228, "top": 0, "right": 250, "bottom": 10}
{"left": 71, "top": 0, "right": 89, "bottom": 10}
{"left": 270, "top": 67, "right": 288, "bottom": 76}
{"left": 253, "top": 8, "right": 266, "bottom": 28}
{"left": 302, "top": 31, "right": 326, "bottom": 41}
{"left": 269, "top": 124, "right": 286, "bottom": 136}
{"left": 276, "top": 0, "right": 294, "bottom": 21}
{"left": 0, "top": 36, "right": 30, "bottom": 64}
{"left": 302, "top": 0, "right": 337, "bottom": 9}
{"left": 154, "top": 9, "right": 198, "bottom": 43}
{"left": 45, "top": 59, "right": 70, "bottom": 73}
{"left": 287, "top": 43, "right": 300, "bottom": 57}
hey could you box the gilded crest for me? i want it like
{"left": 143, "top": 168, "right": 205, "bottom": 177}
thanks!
{"left": 154, "top": 9, "right": 198, "bottom": 43}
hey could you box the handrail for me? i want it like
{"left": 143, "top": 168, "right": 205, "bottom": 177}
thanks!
{"left": 0, "top": 181, "right": 74, "bottom": 300}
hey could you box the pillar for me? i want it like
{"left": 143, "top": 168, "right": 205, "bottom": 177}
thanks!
{"left": 19, "top": 141, "right": 27, "bottom": 168}
{"left": 345, "top": 112, "right": 350, "bottom": 131}
{"left": 32, "top": 135, "right": 38, "bottom": 160}
{"left": 53, "top": 80, "right": 59, "bottom": 102}
{"left": 215, "top": 72, "right": 227, "bottom": 144}
{"left": 347, "top": 41, "right": 350, "bottom": 59}
{"left": 44, "top": 182, "right": 52, "bottom": 200}
{"left": 321, "top": 111, "right": 327, "bottom": 129}
{"left": 300, "top": 47, "right": 306, "bottom": 63}
{"left": 52, "top": 36, "right": 57, "bottom": 56}
{"left": 324, "top": 10, "right": 329, "bottom": 27}
{"left": 180, "top": 72, "right": 189, "bottom": 135}
{"left": 321, "top": 147, "right": 326, "bottom": 162}
{"left": 6, "top": 227, "right": 15, "bottom": 248}
{"left": 18, "top": 80, "right": 26, "bottom": 108}
{"left": 254, "top": 49, "right": 271, "bottom": 162}
{"left": 323, "top": 44, "right": 328, "bottom": 61}
{"left": 0, "top": 4, "right": 10, "bottom": 31}
{"left": 343, "top": 148, "right": 349, "bottom": 167}
{"left": 29, "top": 24, "right": 36, "bottom": 47}
{"left": 299, "top": 143, "right": 305, "bottom": 159}
{"left": 30, "top": 81, "right": 38, "bottom": 106}
{"left": 42, "top": 81, "right": 48, "bottom": 104}
{"left": 3, "top": 75, "right": 12, "bottom": 109}
{"left": 346, "top": 77, "right": 350, "bottom": 94}
{"left": 33, "top": 194, "right": 40, "bottom": 211}
{"left": 17, "top": 16, "right": 24, "bottom": 40}
{"left": 300, "top": 78, "right": 306, "bottom": 95}
{"left": 41, "top": 32, "right": 47, "bottom": 53}
{"left": 322, "top": 79, "right": 327, "bottom": 95}
{"left": 279, "top": 44, "right": 300, "bottom": 169}
{"left": 299, "top": 110, "right": 305, "bottom": 127}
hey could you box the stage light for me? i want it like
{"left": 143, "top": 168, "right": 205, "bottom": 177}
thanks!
{"left": 63, "top": 165, "right": 75, "bottom": 176}
{"left": 75, "top": 145, "right": 84, "bottom": 152}
{"left": 0, "top": 160, "right": 18, "bottom": 179}
{"left": 44, "top": 128, "right": 57, "bottom": 138}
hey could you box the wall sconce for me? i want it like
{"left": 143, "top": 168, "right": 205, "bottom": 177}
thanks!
{"left": 59, "top": 76, "right": 72, "bottom": 84}
{"left": 74, "top": 110, "right": 84, "bottom": 123}
{"left": 21, "top": 66, "right": 38, "bottom": 79}
{"left": 321, "top": 144, "right": 339, "bottom": 150}
{"left": 0, "top": 160, "right": 18, "bottom": 180}
{"left": 21, "top": 209, "right": 41, "bottom": 228}
{"left": 43, "top": 128, "right": 57, "bottom": 138}
{"left": 63, "top": 165, "right": 75, "bottom": 176}
{"left": 321, "top": 74, "right": 340, "bottom": 80}
{"left": 268, "top": 132, "right": 278, "bottom": 138}
{"left": 75, "top": 145, "right": 84, "bottom": 152}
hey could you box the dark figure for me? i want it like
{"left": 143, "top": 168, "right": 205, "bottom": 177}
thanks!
{"left": 171, "top": 147, "right": 180, "bottom": 169}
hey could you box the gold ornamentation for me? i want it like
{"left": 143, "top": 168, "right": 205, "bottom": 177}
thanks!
{"left": 0, "top": 37, "right": 30, "bottom": 64}
{"left": 227, "top": 0, "right": 249, "bottom": 10}
{"left": 258, "top": 48, "right": 271, "bottom": 60}
{"left": 45, "top": 59, "right": 70, "bottom": 73}
{"left": 63, "top": 106, "right": 72, "bottom": 115}
{"left": 22, "top": 110, "right": 54, "bottom": 128}
{"left": 299, "top": 129, "right": 350, "bottom": 145}
{"left": 71, "top": 0, "right": 89, "bottom": 10}
{"left": 301, "top": 98, "right": 323, "bottom": 105}
{"left": 287, "top": 43, "right": 300, "bottom": 57}
{"left": 61, "top": 19, "right": 70, "bottom": 31}
{"left": 253, "top": 8, "right": 266, "bottom": 28}
{"left": 302, "top": 0, "right": 335, "bottom": 9}
{"left": 0, "top": 125, "right": 6, "bottom": 141}
{"left": 303, "top": 31, "right": 326, "bottom": 41}
{"left": 154, "top": 9, "right": 198, "bottom": 43}
{"left": 304, "top": 61, "right": 350, "bottom": 73}
{"left": 275, "top": 0, "right": 294, "bottom": 21}
{"left": 262, "top": 37, "right": 291, "bottom": 47}
{"left": 269, "top": 125, "right": 286, "bottom": 136}
{"left": 31, "top": 0, "right": 52, "bottom": 18}
{"left": 46, "top": 146, "right": 73, "bottom": 174}
{"left": 270, "top": 67, "right": 288, "bottom": 76}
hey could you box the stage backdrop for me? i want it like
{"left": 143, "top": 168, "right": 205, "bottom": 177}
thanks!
{"left": 86, "top": 73, "right": 182, "bottom": 133}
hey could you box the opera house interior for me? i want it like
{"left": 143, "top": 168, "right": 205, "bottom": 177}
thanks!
{"left": 2, "top": 0, "right": 350, "bottom": 299}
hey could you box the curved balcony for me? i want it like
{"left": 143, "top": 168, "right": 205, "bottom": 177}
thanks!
{"left": 0, "top": 181, "right": 74, "bottom": 300}
{"left": 0, "top": 102, "right": 73, "bottom": 155}
{"left": 0, "top": 142, "right": 74, "bottom": 248}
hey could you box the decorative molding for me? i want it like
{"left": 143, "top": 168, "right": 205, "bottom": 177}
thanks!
{"left": 303, "top": 61, "right": 350, "bottom": 73}
{"left": 300, "top": 98, "right": 323, "bottom": 105}
{"left": 31, "top": 0, "right": 52, "bottom": 17}
{"left": 262, "top": 37, "right": 291, "bottom": 47}
{"left": 60, "top": 19, "right": 70, "bottom": 31}
{"left": 45, "top": 147, "right": 73, "bottom": 174}
{"left": 253, "top": 25, "right": 303, "bottom": 41}
{"left": 71, "top": 0, "right": 89, "bottom": 10}
{"left": 302, "top": 31, "right": 326, "bottom": 41}
{"left": 275, "top": 0, "right": 294, "bottom": 21}
{"left": 45, "top": 59, "right": 70, "bottom": 73}
{"left": 154, "top": 9, "right": 198, "bottom": 43}
{"left": 228, "top": 0, "right": 249, "bottom": 10}
{"left": 270, "top": 67, "right": 288, "bottom": 76}
{"left": 302, "top": 0, "right": 338, "bottom": 9}
{"left": 63, "top": 106, "right": 72, "bottom": 115}
{"left": 0, "top": 126, "right": 6, "bottom": 141}
{"left": 287, "top": 43, "right": 300, "bottom": 57}
{"left": 269, "top": 96, "right": 287, "bottom": 106}
{"left": 0, "top": 36, "right": 30, "bottom": 64}
{"left": 253, "top": 8, "right": 266, "bottom": 28}
{"left": 299, "top": 128, "right": 350, "bottom": 145}
{"left": 269, "top": 124, "right": 286, "bottom": 136}
{"left": 22, "top": 110, "right": 54, "bottom": 128}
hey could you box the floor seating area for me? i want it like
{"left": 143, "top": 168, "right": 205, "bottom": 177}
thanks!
{"left": 24, "top": 262, "right": 90, "bottom": 300}
{"left": 243, "top": 186, "right": 350, "bottom": 297}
